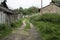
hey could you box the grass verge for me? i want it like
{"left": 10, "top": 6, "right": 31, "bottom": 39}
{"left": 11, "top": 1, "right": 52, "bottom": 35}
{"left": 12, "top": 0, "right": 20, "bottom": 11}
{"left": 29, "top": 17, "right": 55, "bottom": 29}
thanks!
{"left": 24, "top": 19, "right": 30, "bottom": 31}
{"left": 0, "top": 19, "right": 23, "bottom": 39}
{"left": 30, "top": 13, "right": 60, "bottom": 40}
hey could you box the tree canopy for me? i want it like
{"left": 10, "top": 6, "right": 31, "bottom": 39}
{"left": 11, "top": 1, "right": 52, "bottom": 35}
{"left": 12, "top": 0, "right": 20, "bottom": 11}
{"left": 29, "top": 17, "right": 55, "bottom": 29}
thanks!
{"left": 14, "top": 7, "right": 39, "bottom": 15}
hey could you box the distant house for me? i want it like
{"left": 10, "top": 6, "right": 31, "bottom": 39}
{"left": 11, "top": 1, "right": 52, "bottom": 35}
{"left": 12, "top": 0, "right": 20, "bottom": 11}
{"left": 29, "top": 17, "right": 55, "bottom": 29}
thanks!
{"left": 0, "top": 0, "right": 21, "bottom": 24}
{"left": 40, "top": 2, "right": 60, "bottom": 13}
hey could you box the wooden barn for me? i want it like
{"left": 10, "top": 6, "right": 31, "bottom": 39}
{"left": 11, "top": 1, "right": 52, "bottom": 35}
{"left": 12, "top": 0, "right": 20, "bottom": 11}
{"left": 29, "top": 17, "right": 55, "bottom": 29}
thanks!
{"left": 40, "top": 1, "right": 60, "bottom": 13}
{"left": 0, "top": 0, "right": 21, "bottom": 24}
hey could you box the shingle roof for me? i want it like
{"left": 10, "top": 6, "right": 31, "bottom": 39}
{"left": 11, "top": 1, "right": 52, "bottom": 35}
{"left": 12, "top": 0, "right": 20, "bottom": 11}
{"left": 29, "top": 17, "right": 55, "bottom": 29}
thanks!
{"left": 0, "top": 0, "right": 19, "bottom": 14}
{"left": 0, "top": 6, "right": 13, "bottom": 13}
{"left": 0, "top": 6, "right": 19, "bottom": 14}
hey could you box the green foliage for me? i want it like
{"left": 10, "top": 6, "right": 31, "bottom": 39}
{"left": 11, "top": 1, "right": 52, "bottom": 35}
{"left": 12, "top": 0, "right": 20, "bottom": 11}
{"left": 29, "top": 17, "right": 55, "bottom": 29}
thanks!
{"left": 0, "top": 19, "right": 23, "bottom": 39}
{"left": 34, "top": 21, "right": 60, "bottom": 40}
{"left": 30, "top": 14, "right": 40, "bottom": 22}
{"left": 23, "top": 7, "right": 39, "bottom": 15}
{"left": 14, "top": 6, "right": 39, "bottom": 15}
{"left": 23, "top": 18, "right": 31, "bottom": 31}
{"left": 30, "top": 13, "right": 60, "bottom": 40}
{"left": 14, "top": 7, "right": 24, "bottom": 14}
{"left": 28, "top": 7, "right": 38, "bottom": 13}
{"left": 41, "top": 13, "right": 60, "bottom": 23}
{"left": 23, "top": 9, "right": 30, "bottom": 15}
{"left": 0, "top": 24, "right": 12, "bottom": 39}
{"left": 30, "top": 13, "right": 60, "bottom": 23}
{"left": 10, "top": 19, "right": 22, "bottom": 28}
{"left": 24, "top": 22, "right": 30, "bottom": 31}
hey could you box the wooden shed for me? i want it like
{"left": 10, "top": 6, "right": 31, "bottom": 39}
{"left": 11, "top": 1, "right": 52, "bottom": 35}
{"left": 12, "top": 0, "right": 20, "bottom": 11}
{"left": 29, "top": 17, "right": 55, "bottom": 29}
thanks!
{"left": 0, "top": 0, "right": 21, "bottom": 24}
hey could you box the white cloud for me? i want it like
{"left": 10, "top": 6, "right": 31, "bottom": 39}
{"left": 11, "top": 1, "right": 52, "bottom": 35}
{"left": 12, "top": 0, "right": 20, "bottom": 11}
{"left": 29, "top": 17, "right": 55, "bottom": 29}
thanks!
{"left": 6, "top": 0, "right": 52, "bottom": 9}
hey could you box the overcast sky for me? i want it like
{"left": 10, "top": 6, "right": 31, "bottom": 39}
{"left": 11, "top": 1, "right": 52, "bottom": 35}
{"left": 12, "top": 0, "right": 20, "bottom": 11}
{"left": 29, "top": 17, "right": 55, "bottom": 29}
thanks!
{"left": 0, "top": 0, "right": 52, "bottom": 9}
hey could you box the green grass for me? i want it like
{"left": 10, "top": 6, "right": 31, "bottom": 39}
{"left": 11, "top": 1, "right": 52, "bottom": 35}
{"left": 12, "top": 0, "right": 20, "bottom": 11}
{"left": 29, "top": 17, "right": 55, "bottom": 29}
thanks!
{"left": 0, "top": 19, "right": 23, "bottom": 39}
{"left": 0, "top": 24, "right": 12, "bottom": 39}
{"left": 33, "top": 21, "right": 60, "bottom": 40}
{"left": 30, "top": 13, "right": 60, "bottom": 40}
{"left": 24, "top": 18, "right": 30, "bottom": 31}
{"left": 24, "top": 22, "right": 30, "bottom": 31}
{"left": 10, "top": 19, "right": 23, "bottom": 28}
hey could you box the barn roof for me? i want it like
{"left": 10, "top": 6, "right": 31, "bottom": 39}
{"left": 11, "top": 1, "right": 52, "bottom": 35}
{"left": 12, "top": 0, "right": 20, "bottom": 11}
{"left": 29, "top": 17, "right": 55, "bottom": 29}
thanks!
{"left": 0, "top": 0, "right": 19, "bottom": 14}
{"left": 0, "top": 6, "right": 19, "bottom": 15}
{"left": 0, "top": 6, "right": 12, "bottom": 13}
{"left": 40, "top": 2, "right": 60, "bottom": 10}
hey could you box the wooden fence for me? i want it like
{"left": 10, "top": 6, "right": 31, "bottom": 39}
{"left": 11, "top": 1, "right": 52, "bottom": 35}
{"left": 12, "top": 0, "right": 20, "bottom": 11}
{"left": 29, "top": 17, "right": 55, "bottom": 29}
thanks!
{"left": 0, "top": 11, "right": 23, "bottom": 25}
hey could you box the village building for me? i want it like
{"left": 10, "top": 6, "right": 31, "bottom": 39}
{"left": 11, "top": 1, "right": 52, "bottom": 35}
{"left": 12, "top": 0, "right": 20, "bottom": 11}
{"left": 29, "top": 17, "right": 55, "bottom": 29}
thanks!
{"left": 40, "top": 1, "right": 60, "bottom": 13}
{"left": 0, "top": 0, "right": 22, "bottom": 24}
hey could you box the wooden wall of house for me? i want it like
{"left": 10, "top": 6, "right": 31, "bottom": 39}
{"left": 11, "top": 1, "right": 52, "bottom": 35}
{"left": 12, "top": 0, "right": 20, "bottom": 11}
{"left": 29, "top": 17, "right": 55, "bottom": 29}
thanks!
{"left": 0, "top": 11, "right": 23, "bottom": 24}
{"left": 18, "top": 13, "right": 23, "bottom": 20}
{"left": 0, "top": 11, "right": 6, "bottom": 24}
{"left": 6, "top": 14, "right": 18, "bottom": 24}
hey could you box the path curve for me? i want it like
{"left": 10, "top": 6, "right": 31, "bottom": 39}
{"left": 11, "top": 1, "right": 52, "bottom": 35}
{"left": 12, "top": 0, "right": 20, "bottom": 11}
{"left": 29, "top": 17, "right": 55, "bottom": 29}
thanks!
{"left": 1, "top": 19, "right": 41, "bottom": 40}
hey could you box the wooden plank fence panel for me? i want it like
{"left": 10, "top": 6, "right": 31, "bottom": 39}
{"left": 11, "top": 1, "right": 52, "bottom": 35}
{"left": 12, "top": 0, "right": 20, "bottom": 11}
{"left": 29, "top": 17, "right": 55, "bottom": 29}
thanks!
{"left": 0, "top": 11, "right": 6, "bottom": 24}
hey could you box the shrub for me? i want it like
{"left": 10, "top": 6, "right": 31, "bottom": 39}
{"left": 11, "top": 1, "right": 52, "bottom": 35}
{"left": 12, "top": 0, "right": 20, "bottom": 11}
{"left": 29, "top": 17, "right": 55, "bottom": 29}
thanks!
{"left": 30, "top": 13, "right": 60, "bottom": 40}
{"left": 10, "top": 19, "right": 22, "bottom": 28}
{"left": 30, "top": 15, "right": 40, "bottom": 21}
{"left": 39, "top": 13, "right": 60, "bottom": 23}
{"left": 0, "top": 19, "right": 23, "bottom": 39}
{"left": 30, "top": 13, "right": 60, "bottom": 24}
{"left": 32, "top": 21, "right": 60, "bottom": 40}
{"left": 0, "top": 24, "right": 12, "bottom": 39}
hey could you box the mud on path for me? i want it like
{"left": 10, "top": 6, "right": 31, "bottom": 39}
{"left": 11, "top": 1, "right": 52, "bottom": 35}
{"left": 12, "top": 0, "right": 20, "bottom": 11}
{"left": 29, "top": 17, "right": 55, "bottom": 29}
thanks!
{"left": 1, "top": 19, "right": 41, "bottom": 40}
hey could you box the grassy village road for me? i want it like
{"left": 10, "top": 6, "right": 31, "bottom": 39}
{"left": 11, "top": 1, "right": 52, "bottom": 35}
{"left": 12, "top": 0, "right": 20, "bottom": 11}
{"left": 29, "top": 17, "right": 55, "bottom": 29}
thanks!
{"left": 1, "top": 18, "right": 41, "bottom": 40}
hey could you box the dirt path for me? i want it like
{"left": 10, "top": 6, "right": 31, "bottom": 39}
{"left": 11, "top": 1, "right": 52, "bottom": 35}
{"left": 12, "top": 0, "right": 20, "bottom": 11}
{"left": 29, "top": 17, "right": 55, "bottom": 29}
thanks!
{"left": 26, "top": 23, "right": 41, "bottom": 40}
{"left": 1, "top": 19, "right": 41, "bottom": 40}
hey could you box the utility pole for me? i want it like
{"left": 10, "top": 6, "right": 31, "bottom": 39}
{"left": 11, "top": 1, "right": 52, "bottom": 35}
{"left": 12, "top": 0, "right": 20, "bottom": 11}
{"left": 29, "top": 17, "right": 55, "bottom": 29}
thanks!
{"left": 40, "top": 0, "right": 43, "bottom": 14}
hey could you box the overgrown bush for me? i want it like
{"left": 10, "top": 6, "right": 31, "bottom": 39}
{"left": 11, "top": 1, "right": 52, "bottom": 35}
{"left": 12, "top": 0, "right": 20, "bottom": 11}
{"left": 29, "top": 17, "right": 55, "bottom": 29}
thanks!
{"left": 30, "top": 13, "right": 60, "bottom": 40}
{"left": 39, "top": 13, "right": 60, "bottom": 23}
{"left": 10, "top": 19, "right": 22, "bottom": 28}
{"left": 31, "top": 21, "right": 60, "bottom": 40}
{"left": 0, "top": 24, "right": 12, "bottom": 39}
{"left": 0, "top": 19, "right": 23, "bottom": 39}
{"left": 30, "top": 13, "right": 60, "bottom": 23}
